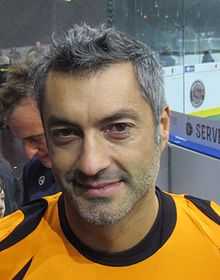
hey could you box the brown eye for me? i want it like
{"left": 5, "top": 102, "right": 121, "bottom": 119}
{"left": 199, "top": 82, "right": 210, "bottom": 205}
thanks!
{"left": 103, "top": 123, "right": 133, "bottom": 139}
{"left": 51, "top": 127, "right": 81, "bottom": 145}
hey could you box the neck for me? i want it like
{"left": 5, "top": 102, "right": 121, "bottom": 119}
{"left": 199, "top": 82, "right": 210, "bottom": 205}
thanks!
{"left": 64, "top": 188, "right": 159, "bottom": 253}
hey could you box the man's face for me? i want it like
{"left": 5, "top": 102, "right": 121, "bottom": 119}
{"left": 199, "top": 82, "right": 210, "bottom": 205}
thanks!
{"left": 8, "top": 97, "right": 51, "bottom": 168}
{"left": 43, "top": 63, "right": 169, "bottom": 225}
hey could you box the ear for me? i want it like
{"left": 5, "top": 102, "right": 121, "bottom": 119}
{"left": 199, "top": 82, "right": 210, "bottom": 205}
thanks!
{"left": 159, "top": 106, "right": 170, "bottom": 151}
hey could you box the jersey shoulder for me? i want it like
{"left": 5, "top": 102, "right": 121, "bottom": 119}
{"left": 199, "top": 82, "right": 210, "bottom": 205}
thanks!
{"left": 168, "top": 191, "right": 220, "bottom": 225}
{"left": 0, "top": 196, "right": 53, "bottom": 251}
{"left": 184, "top": 194, "right": 220, "bottom": 225}
{"left": 169, "top": 192, "right": 220, "bottom": 248}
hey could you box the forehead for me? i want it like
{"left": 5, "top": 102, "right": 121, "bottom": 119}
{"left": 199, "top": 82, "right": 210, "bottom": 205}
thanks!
{"left": 8, "top": 97, "right": 44, "bottom": 139}
{"left": 10, "top": 97, "right": 39, "bottom": 119}
{"left": 43, "top": 63, "right": 152, "bottom": 125}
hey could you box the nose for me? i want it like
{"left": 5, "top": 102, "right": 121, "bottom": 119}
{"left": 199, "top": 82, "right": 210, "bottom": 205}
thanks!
{"left": 77, "top": 135, "right": 111, "bottom": 176}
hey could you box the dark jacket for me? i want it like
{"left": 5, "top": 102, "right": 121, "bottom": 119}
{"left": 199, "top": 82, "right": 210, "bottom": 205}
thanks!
{"left": 0, "top": 158, "right": 22, "bottom": 215}
{"left": 22, "top": 157, "right": 60, "bottom": 204}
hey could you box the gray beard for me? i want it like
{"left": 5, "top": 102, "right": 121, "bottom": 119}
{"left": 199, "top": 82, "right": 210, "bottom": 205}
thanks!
{"left": 65, "top": 146, "right": 161, "bottom": 226}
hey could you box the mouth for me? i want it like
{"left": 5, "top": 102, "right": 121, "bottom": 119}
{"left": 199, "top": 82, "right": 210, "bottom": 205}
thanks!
{"left": 76, "top": 180, "right": 124, "bottom": 198}
{"left": 39, "top": 154, "right": 49, "bottom": 161}
{"left": 39, "top": 155, "right": 51, "bottom": 167}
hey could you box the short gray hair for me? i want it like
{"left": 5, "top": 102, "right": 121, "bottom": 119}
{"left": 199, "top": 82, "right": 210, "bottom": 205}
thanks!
{"left": 34, "top": 24, "right": 167, "bottom": 125}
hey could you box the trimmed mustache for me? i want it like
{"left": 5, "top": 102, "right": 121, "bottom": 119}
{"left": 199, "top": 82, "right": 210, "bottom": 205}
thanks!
{"left": 65, "top": 168, "right": 130, "bottom": 187}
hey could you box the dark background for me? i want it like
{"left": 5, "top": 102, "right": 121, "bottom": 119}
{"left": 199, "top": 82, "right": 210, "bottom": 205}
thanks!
{"left": 0, "top": 0, "right": 107, "bottom": 48}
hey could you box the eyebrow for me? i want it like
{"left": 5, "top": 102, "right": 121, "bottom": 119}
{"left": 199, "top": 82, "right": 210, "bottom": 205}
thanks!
{"left": 24, "top": 134, "right": 44, "bottom": 141}
{"left": 47, "top": 117, "right": 78, "bottom": 128}
{"left": 99, "top": 109, "right": 140, "bottom": 126}
{"left": 47, "top": 109, "right": 140, "bottom": 128}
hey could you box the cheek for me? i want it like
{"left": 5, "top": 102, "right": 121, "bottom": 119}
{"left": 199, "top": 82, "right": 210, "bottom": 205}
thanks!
{"left": 125, "top": 139, "right": 158, "bottom": 177}
{"left": 49, "top": 145, "right": 79, "bottom": 176}
{"left": 115, "top": 131, "right": 156, "bottom": 163}
{"left": 122, "top": 145, "right": 157, "bottom": 171}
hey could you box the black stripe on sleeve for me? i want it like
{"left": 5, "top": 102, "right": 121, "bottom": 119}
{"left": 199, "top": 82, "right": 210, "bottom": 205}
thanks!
{"left": 185, "top": 195, "right": 220, "bottom": 225}
{"left": 0, "top": 199, "right": 48, "bottom": 251}
{"left": 12, "top": 258, "right": 33, "bottom": 280}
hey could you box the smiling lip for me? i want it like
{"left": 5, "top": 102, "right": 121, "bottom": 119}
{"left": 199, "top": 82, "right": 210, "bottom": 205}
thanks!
{"left": 39, "top": 155, "right": 50, "bottom": 164}
{"left": 83, "top": 180, "right": 124, "bottom": 197}
{"left": 39, "top": 154, "right": 49, "bottom": 160}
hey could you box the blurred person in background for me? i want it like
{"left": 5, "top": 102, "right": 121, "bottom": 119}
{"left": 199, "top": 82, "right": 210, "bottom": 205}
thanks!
{"left": 8, "top": 48, "right": 21, "bottom": 64}
{"left": 0, "top": 66, "right": 22, "bottom": 215}
{"left": 0, "top": 64, "right": 59, "bottom": 204}
{"left": 202, "top": 50, "right": 214, "bottom": 63}
{"left": 0, "top": 50, "right": 10, "bottom": 66}
{"left": 0, "top": 157, "right": 21, "bottom": 216}
{"left": 26, "top": 41, "right": 45, "bottom": 65}
{"left": 159, "top": 46, "right": 176, "bottom": 67}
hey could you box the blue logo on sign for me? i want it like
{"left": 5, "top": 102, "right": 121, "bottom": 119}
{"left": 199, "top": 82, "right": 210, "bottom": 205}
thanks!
{"left": 184, "top": 65, "right": 195, "bottom": 73}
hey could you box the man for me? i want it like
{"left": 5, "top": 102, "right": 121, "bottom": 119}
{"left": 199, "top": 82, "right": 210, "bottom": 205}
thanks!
{"left": 0, "top": 24, "right": 219, "bottom": 279}
{"left": 0, "top": 64, "right": 59, "bottom": 203}
{"left": 0, "top": 66, "right": 25, "bottom": 214}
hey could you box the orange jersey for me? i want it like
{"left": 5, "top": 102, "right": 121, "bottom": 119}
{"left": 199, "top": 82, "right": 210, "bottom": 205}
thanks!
{"left": 0, "top": 189, "right": 220, "bottom": 279}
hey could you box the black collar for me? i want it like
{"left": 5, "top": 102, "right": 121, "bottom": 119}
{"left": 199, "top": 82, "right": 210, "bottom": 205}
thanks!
{"left": 58, "top": 188, "right": 177, "bottom": 266}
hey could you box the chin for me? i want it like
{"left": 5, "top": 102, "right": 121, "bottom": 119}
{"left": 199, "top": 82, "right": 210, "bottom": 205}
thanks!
{"left": 40, "top": 158, "right": 52, "bottom": 168}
